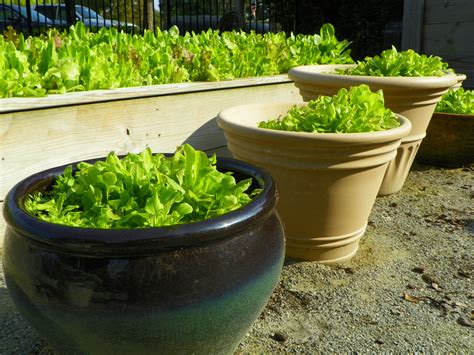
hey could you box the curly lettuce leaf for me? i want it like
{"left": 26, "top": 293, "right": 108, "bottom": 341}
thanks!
{"left": 258, "top": 84, "right": 400, "bottom": 133}
{"left": 339, "top": 47, "right": 452, "bottom": 77}
{"left": 435, "top": 88, "right": 474, "bottom": 114}
{"left": 24, "top": 144, "right": 259, "bottom": 229}
{"left": 1, "top": 23, "right": 353, "bottom": 98}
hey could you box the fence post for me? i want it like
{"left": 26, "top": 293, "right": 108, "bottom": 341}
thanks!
{"left": 166, "top": 0, "right": 171, "bottom": 29}
{"left": 146, "top": 0, "right": 154, "bottom": 31}
{"left": 24, "top": 0, "right": 33, "bottom": 34}
{"left": 401, "top": 0, "right": 424, "bottom": 51}
{"left": 64, "top": 0, "right": 77, "bottom": 27}
{"left": 234, "top": 0, "right": 245, "bottom": 22}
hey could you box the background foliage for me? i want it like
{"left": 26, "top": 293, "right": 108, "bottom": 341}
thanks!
{"left": 269, "top": 0, "right": 404, "bottom": 59}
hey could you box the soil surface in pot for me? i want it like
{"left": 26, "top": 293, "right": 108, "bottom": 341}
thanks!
{"left": 0, "top": 162, "right": 472, "bottom": 352}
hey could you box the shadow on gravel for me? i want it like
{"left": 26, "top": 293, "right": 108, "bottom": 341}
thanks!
{"left": 464, "top": 220, "right": 474, "bottom": 234}
{"left": 283, "top": 258, "right": 303, "bottom": 266}
{"left": 410, "top": 162, "right": 442, "bottom": 172}
{"left": 411, "top": 161, "right": 474, "bottom": 172}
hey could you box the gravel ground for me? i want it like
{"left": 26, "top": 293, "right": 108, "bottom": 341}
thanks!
{"left": 0, "top": 162, "right": 472, "bottom": 353}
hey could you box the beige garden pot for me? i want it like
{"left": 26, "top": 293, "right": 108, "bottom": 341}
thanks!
{"left": 453, "top": 74, "right": 467, "bottom": 90}
{"left": 217, "top": 103, "right": 411, "bottom": 263}
{"left": 288, "top": 65, "right": 459, "bottom": 195}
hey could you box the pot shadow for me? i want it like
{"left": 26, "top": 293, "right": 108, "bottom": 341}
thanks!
{"left": 0, "top": 286, "right": 53, "bottom": 354}
{"left": 410, "top": 161, "right": 443, "bottom": 172}
{"left": 181, "top": 117, "right": 229, "bottom": 155}
{"left": 411, "top": 160, "right": 474, "bottom": 172}
{"left": 464, "top": 219, "right": 474, "bottom": 234}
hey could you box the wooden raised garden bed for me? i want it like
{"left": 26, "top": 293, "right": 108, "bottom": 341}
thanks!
{"left": 0, "top": 75, "right": 303, "bottom": 243}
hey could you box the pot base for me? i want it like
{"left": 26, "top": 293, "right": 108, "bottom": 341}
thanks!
{"left": 378, "top": 137, "right": 424, "bottom": 196}
{"left": 285, "top": 224, "right": 366, "bottom": 264}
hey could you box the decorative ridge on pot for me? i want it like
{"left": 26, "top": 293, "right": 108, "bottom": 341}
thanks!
{"left": 287, "top": 63, "right": 459, "bottom": 196}
{"left": 3, "top": 156, "right": 277, "bottom": 256}
{"left": 453, "top": 74, "right": 468, "bottom": 90}
{"left": 218, "top": 101, "right": 411, "bottom": 263}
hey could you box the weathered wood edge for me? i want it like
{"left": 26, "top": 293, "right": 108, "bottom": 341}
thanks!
{"left": 0, "top": 75, "right": 292, "bottom": 113}
{"left": 402, "top": 0, "right": 425, "bottom": 51}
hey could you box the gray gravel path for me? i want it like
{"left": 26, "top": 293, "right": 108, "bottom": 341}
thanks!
{"left": 1, "top": 162, "right": 473, "bottom": 353}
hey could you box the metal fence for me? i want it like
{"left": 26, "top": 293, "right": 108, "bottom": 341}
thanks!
{"left": 0, "top": 0, "right": 276, "bottom": 35}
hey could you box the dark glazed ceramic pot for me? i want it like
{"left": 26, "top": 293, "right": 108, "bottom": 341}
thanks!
{"left": 2, "top": 157, "right": 284, "bottom": 355}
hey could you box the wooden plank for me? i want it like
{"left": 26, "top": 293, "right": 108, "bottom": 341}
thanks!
{"left": 0, "top": 75, "right": 293, "bottom": 113}
{"left": 445, "top": 59, "right": 474, "bottom": 77}
{"left": 421, "top": 19, "right": 474, "bottom": 87}
{"left": 402, "top": 0, "right": 425, "bottom": 51}
{"left": 0, "top": 81, "right": 302, "bottom": 201}
{"left": 424, "top": 0, "right": 474, "bottom": 24}
{"left": 422, "top": 22, "right": 474, "bottom": 56}
{"left": 451, "top": 65, "right": 474, "bottom": 88}
{"left": 0, "top": 201, "right": 4, "bottom": 248}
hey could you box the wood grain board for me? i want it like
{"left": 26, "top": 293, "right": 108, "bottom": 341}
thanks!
{"left": 0, "top": 78, "right": 303, "bottom": 247}
{"left": 402, "top": 0, "right": 474, "bottom": 88}
{"left": 0, "top": 80, "right": 302, "bottom": 245}
{"left": 402, "top": 0, "right": 425, "bottom": 51}
{"left": 423, "top": 0, "right": 474, "bottom": 24}
{"left": 0, "top": 75, "right": 293, "bottom": 113}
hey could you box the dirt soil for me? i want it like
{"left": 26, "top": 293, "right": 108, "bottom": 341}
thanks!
{"left": 0, "top": 162, "right": 472, "bottom": 353}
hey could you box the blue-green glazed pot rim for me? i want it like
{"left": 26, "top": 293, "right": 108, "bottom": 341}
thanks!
{"left": 3, "top": 155, "right": 278, "bottom": 255}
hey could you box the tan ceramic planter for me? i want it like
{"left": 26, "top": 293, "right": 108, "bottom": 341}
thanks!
{"left": 288, "top": 65, "right": 459, "bottom": 195}
{"left": 217, "top": 103, "right": 411, "bottom": 263}
{"left": 453, "top": 74, "right": 467, "bottom": 90}
{"left": 416, "top": 112, "right": 474, "bottom": 167}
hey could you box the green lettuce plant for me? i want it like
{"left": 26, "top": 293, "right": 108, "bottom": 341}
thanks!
{"left": 435, "top": 88, "right": 474, "bottom": 114}
{"left": 24, "top": 144, "right": 259, "bottom": 228}
{"left": 258, "top": 84, "right": 400, "bottom": 133}
{"left": 0, "top": 22, "right": 353, "bottom": 98}
{"left": 339, "top": 47, "right": 451, "bottom": 77}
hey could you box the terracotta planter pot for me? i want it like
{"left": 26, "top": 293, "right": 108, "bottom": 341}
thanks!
{"left": 288, "top": 64, "right": 459, "bottom": 195}
{"left": 217, "top": 103, "right": 411, "bottom": 263}
{"left": 416, "top": 112, "right": 474, "bottom": 167}
{"left": 2, "top": 157, "right": 284, "bottom": 354}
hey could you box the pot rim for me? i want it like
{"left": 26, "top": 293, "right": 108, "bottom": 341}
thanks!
{"left": 288, "top": 64, "right": 460, "bottom": 89}
{"left": 3, "top": 156, "right": 277, "bottom": 255}
{"left": 218, "top": 102, "right": 412, "bottom": 145}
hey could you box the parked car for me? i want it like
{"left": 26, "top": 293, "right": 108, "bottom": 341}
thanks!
{"left": 0, "top": 4, "right": 53, "bottom": 33}
{"left": 169, "top": 12, "right": 272, "bottom": 34}
{"left": 33, "top": 4, "right": 137, "bottom": 31}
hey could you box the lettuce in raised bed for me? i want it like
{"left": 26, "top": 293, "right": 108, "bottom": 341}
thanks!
{"left": 24, "top": 144, "right": 259, "bottom": 228}
{"left": 435, "top": 88, "right": 474, "bottom": 115}
{"left": 258, "top": 84, "right": 400, "bottom": 133}
{"left": 0, "top": 23, "right": 353, "bottom": 98}
{"left": 339, "top": 47, "right": 451, "bottom": 77}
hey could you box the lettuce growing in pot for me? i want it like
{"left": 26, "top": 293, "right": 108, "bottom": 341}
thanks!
{"left": 0, "top": 22, "right": 353, "bottom": 98}
{"left": 258, "top": 84, "right": 400, "bottom": 133}
{"left": 24, "top": 144, "right": 260, "bottom": 229}
{"left": 339, "top": 46, "right": 452, "bottom": 77}
{"left": 435, "top": 88, "right": 474, "bottom": 115}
